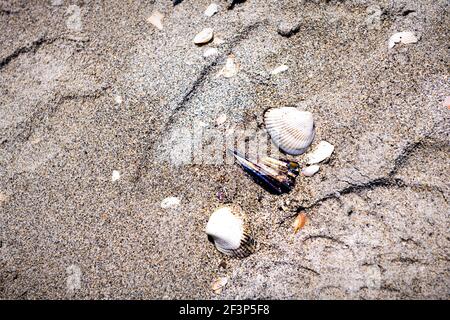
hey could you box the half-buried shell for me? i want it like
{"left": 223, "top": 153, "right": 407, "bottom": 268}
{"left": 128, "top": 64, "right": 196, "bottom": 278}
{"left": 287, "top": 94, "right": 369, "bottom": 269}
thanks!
{"left": 229, "top": 149, "right": 299, "bottom": 195}
{"left": 206, "top": 206, "right": 256, "bottom": 258}
{"left": 264, "top": 107, "right": 315, "bottom": 155}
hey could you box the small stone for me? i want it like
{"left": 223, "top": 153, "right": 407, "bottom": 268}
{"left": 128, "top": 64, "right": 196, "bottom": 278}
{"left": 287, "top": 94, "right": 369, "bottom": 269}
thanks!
{"left": 0, "top": 192, "right": 9, "bottom": 206}
{"left": 203, "top": 47, "right": 218, "bottom": 58}
{"left": 193, "top": 28, "right": 214, "bottom": 45}
{"left": 293, "top": 213, "right": 307, "bottom": 234}
{"left": 111, "top": 170, "right": 121, "bottom": 182}
{"left": 277, "top": 20, "right": 301, "bottom": 37}
{"left": 301, "top": 165, "right": 320, "bottom": 177}
{"left": 443, "top": 96, "right": 450, "bottom": 109}
{"left": 147, "top": 11, "right": 164, "bottom": 30}
{"left": 213, "top": 37, "right": 225, "bottom": 46}
{"left": 216, "top": 114, "right": 227, "bottom": 126}
{"left": 204, "top": 3, "right": 218, "bottom": 17}
{"left": 161, "top": 196, "right": 181, "bottom": 209}
{"left": 271, "top": 64, "right": 289, "bottom": 75}
{"left": 115, "top": 96, "right": 123, "bottom": 104}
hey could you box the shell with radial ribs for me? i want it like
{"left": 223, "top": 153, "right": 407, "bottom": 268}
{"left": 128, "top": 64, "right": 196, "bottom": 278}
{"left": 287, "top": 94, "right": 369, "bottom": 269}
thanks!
{"left": 264, "top": 107, "right": 315, "bottom": 155}
{"left": 206, "top": 206, "right": 256, "bottom": 258}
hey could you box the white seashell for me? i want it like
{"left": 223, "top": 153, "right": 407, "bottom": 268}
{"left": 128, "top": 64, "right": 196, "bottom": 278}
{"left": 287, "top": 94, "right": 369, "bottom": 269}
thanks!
{"left": 194, "top": 28, "right": 214, "bottom": 45}
{"left": 306, "top": 141, "right": 334, "bottom": 164}
{"left": 111, "top": 170, "right": 121, "bottom": 182}
{"left": 203, "top": 47, "right": 218, "bottom": 58}
{"left": 204, "top": 3, "right": 219, "bottom": 17}
{"left": 161, "top": 196, "right": 181, "bottom": 209}
{"left": 211, "top": 276, "right": 228, "bottom": 294}
{"left": 216, "top": 113, "right": 227, "bottom": 125}
{"left": 271, "top": 65, "right": 289, "bottom": 75}
{"left": 264, "top": 107, "right": 315, "bottom": 155}
{"left": 206, "top": 207, "right": 256, "bottom": 258}
{"left": 301, "top": 165, "right": 320, "bottom": 177}
{"left": 388, "top": 31, "right": 418, "bottom": 49}
{"left": 114, "top": 95, "right": 123, "bottom": 104}
{"left": 147, "top": 11, "right": 164, "bottom": 30}
{"left": 218, "top": 56, "right": 239, "bottom": 78}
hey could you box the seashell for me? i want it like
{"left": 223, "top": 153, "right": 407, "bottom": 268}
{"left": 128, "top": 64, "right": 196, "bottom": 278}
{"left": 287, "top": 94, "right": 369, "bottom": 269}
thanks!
{"left": 264, "top": 107, "right": 315, "bottom": 155}
{"left": 204, "top": 3, "right": 219, "bottom": 17}
{"left": 206, "top": 206, "right": 256, "bottom": 258}
{"left": 111, "top": 170, "right": 121, "bottom": 182}
{"left": 211, "top": 276, "right": 228, "bottom": 294}
{"left": 293, "top": 213, "right": 307, "bottom": 234}
{"left": 203, "top": 47, "right": 218, "bottom": 58}
{"left": 193, "top": 28, "right": 214, "bottom": 45}
{"left": 388, "top": 31, "right": 418, "bottom": 49}
{"left": 306, "top": 141, "right": 334, "bottom": 164}
{"left": 301, "top": 165, "right": 320, "bottom": 177}
{"left": 215, "top": 113, "right": 227, "bottom": 126}
{"left": 229, "top": 149, "right": 299, "bottom": 195}
{"left": 271, "top": 64, "right": 289, "bottom": 75}
{"left": 161, "top": 196, "right": 181, "bottom": 209}
{"left": 218, "top": 55, "right": 239, "bottom": 78}
{"left": 147, "top": 11, "right": 164, "bottom": 30}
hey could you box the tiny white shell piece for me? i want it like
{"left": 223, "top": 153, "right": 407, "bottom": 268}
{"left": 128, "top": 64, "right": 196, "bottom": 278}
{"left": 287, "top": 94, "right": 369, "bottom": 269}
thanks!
{"left": 205, "top": 3, "right": 219, "bottom": 17}
{"left": 161, "top": 196, "right": 181, "bottom": 209}
{"left": 301, "top": 165, "right": 320, "bottom": 177}
{"left": 203, "top": 47, "right": 218, "bottom": 58}
{"left": 216, "top": 113, "right": 227, "bottom": 125}
{"left": 306, "top": 141, "right": 334, "bottom": 164}
{"left": 111, "top": 170, "right": 121, "bottom": 182}
{"left": 194, "top": 28, "right": 214, "bottom": 45}
{"left": 388, "top": 31, "right": 418, "bottom": 49}
{"left": 147, "top": 11, "right": 164, "bottom": 30}
{"left": 218, "top": 56, "right": 239, "bottom": 78}
{"left": 271, "top": 65, "right": 289, "bottom": 75}
{"left": 264, "top": 107, "right": 315, "bottom": 155}
{"left": 206, "top": 207, "right": 255, "bottom": 258}
{"left": 211, "top": 276, "right": 228, "bottom": 294}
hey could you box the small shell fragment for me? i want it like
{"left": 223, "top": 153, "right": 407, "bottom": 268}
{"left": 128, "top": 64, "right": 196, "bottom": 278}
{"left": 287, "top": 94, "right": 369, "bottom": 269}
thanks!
{"left": 161, "top": 196, "right": 181, "bottom": 209}
{"left": 216, "top": 114, "right": 227, "bottom": 126}
{"left": 205, "top": 3, "right": 219, "bottom": 17}
{"left": 301, "top": 165, "right": 320, "bottom": 177}
{"left": 306, "top": 141, "right": 334, "bottom": 164}
{"left": 388, "top": 31, "right": 418, "bottom": 49}
{"left": 211, "top": 276, "right": 228, "bottom": 294}
{"left": 443, "top": 96, "right": 450, "bottom": 109}
{"left": 218, "top": 55, "right": 239, "bottom": 78}
{"left": 111, "top": 170, "right": 121, "bottom": 182}
{"left": 194, "top": 28, "right": 214, "bottom": 45}
{"left": 147, "top": 11, "right": 164, "bottom": 30}
{"left": 271, "top": 65, "right": 289, "bottom": 75}
{"left": 203, "top": 47, "right": 218, "bottom": 58}
{"left": 293, "top": 213, "right": 307, "bottom": 234}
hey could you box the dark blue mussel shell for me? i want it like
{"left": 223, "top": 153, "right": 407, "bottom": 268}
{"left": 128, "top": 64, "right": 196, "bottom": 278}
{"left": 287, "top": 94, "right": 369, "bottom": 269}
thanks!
{"left": 229, "top": 149, "right": 299, "bottom": 195}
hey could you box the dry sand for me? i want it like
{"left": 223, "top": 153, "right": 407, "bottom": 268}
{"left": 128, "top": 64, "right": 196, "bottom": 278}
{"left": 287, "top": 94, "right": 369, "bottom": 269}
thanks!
{"left": 0, "top": 0, "right": 449, "bottom": 299}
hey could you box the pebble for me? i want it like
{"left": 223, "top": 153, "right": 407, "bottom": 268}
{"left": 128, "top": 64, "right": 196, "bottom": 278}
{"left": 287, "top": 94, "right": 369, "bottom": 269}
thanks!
{"left": 147, "top": 11, "right": 164, "bottom": 30}
{"left": 204, "top": 3, "right": 218, "bottom": 17}
{"left": 443, "top": 96, "right": 450, "bottom": 109}
{"left": 161, "top": 196, "right": 181, "bottom": 209}
{"left": 271, "top": 64, "right": 289, "bottom": 75}
{"left": 194, "top": 28, "right": 214, "bottom": 45}
{"left": 277, "top": 20, "right": 301, "bottom": 37}
{"left": 301, "top": 165, "right": 320, "bottom": 177}
{"left": 218, "top": 55, "right": 239, "bottom": 78}
{"left": 211, "top": 276, "right": 228, "bottom": 294}
{"left": 216, "top": 114, "right": 227, "bottom": 126}
{"left": 111, "top": 170, "right": 121, "bottom": 182}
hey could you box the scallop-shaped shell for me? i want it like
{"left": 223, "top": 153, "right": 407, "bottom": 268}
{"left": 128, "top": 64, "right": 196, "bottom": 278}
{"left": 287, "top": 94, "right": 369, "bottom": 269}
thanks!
{"left": 206, "top": 207, "right": 256, "bottom": 258}
{"left": 264, "top": 107, "right": 315, "bottom": 155}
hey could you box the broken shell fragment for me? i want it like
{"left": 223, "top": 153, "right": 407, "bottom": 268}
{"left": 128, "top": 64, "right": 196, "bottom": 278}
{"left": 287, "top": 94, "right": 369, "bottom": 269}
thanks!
{"left": 306, "top": 141, "right": 334, "bottom": 164}
{"left": 271, "top": 64, "right": 289, "bottom": 75}
{"left": 211, "top": 276, "right": 228, "bottom": 294}
{"left": 388, "top": 31, "right": 418, "bottom": 49}
{"left": 229, "top": 149, "right": 299, "bottom": 195}
{"left": 293, "top": 213, "right": 307, "bottom": 234}
{"left": 205, "top": 3, "right": 218, "bottom": 17}
{"left": 264, "top": 107, "right": 315, "bottom": 155}
{"left": 194, "top": 28, "right": 214, "bottom": 45}
{"left": 206, "top": 206, "right": 256, "bottom": 258}
{"left": 301, "top": 165, "right": 320, "bottom": 177}
{"left": 111, "top": 170, "right": 121, "bottom": 182}
{"left": 218, "top": 55, "right": 239, "bottom": 78}
{"left": 147, "top": 11, "right": 164, "bottom": 30}
{"left": 203, "top": 47, "right": 218, "bottom": 58}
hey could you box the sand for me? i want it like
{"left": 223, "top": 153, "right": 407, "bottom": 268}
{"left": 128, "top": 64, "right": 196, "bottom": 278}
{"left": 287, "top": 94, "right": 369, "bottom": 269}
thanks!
{"left": 0, "top": 0, "right": 449, "bottom": 299}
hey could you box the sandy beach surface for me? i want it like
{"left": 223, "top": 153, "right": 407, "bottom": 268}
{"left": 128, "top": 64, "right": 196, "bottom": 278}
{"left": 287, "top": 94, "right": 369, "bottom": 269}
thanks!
{"left": 0, "top": 0, "right": 449, "bottom": 299}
